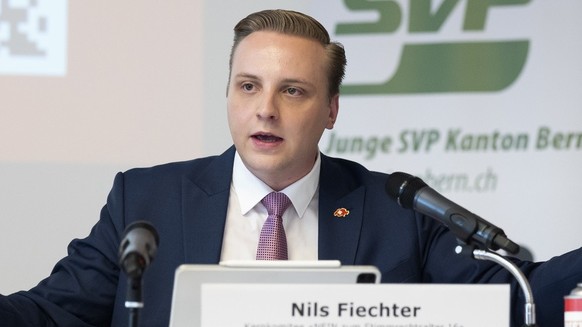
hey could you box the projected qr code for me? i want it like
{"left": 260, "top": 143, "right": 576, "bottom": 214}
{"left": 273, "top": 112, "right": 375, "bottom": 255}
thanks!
{"left": 0, "top": 0, "right": 67, "bottom": 76}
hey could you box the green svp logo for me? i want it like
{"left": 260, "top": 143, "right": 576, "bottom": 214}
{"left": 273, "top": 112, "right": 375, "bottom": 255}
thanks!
{"left": 337, "top": 0, "right": 530, "bottom": 94}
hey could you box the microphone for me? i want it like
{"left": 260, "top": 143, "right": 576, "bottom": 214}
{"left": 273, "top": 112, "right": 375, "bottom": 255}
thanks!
{"left": 118, "top": 221, "right": 160, "bottom": 279}
{"left": 385, "top": 172, "right": 519, "bottom": 254}
{"left": 118, "top": 221, "right": 159, "bottom": 327}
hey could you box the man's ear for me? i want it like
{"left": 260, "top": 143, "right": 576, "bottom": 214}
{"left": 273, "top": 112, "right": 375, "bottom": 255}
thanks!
{"left": 326, "top": 94, "right": 339, "bottom": 130}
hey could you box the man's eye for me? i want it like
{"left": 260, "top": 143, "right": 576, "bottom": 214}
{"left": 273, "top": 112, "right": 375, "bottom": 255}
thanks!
{"left": 242, "top": 83, "right": 254, "bottom": 91}
{"left": 286, "top": 87, "right": 301, "bottom": 96}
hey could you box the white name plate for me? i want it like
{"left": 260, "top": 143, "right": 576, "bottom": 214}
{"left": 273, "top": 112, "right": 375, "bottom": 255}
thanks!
{"left": 201, "top": 283, "right": 509, "bottom": 327}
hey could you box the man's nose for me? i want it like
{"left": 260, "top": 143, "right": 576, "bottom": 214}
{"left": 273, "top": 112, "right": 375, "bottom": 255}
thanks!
{"left": 256, "top": 91, "right": 279, "bottom": 120}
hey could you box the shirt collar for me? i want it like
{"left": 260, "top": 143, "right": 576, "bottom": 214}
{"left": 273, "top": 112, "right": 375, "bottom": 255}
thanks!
{"left": 232, "top": 151, "right": 321, "bottom": 218}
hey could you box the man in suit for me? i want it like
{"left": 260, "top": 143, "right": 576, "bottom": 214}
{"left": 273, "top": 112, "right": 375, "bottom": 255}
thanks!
{"left": 1, "top": 9, "right": 582, "bottom": 327}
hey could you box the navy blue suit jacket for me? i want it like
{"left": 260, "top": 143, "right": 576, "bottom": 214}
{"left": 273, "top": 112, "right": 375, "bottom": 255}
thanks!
{"left": 2, "top": 146, "right": 582, "bottom": 326}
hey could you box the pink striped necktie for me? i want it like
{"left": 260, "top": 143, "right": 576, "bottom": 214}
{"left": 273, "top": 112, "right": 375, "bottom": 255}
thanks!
{"left": 256, "top": 192, "right": 291, "bottom": 260}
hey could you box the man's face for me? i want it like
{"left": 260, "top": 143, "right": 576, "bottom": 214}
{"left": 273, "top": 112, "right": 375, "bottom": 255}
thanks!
{"left": 227, "top": 31, "right": 339, "bottom": 190}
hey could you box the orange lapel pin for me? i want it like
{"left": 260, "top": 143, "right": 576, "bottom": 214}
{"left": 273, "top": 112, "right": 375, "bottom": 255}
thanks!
{"left": 333, "top": 208, "right": 350, "bottom": 218}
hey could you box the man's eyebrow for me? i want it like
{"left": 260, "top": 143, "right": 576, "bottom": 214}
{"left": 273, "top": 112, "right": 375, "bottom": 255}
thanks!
{"left": 281, "top": 78, "right": 314, "bottom": 88}
{"left": 233, "top": 73, "right": 259, "bottom": 80}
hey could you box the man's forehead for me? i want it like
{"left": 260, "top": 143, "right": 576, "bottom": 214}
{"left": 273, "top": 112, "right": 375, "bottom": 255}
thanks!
{"left": 234, "top": 30, "right": 324, "bottom": 56}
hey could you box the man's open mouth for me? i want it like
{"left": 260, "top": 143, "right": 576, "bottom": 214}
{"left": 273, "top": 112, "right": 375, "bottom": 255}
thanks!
{"left": 252, "top": 134, "right": 283, "bottom": 143}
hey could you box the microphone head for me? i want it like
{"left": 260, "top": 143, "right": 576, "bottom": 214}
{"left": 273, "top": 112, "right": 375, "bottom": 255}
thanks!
{"left": 385, "top": 172, "right": 427, "bottom": 209}
{"left": 118, "top": 221, "right": 160, "bottom": 278}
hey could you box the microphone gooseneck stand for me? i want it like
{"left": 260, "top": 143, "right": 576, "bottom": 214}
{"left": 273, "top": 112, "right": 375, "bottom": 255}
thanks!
{"left": 121, "top": 252, "right": 146, "bottom": 327}
{"left": 384, "top": 173, "right": 536, "bottom": 326}
{"left": 455, "top": 244, "right": 537, "bottom": 327}
{"left": 125, "top": 273, "right": 144, "bottom": 327}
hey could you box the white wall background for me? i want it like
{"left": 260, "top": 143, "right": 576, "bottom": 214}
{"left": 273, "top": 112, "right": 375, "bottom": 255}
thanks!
{"left": 1, "top": 0, "right": 581, "bottom": 295}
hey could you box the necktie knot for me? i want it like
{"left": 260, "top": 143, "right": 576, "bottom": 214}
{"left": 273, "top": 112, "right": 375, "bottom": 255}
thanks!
{"left": 261, "top": 192, "right": 291, "bottom": 217}
{"left": 256, "top": 192, "right": 291, "bottom": 260}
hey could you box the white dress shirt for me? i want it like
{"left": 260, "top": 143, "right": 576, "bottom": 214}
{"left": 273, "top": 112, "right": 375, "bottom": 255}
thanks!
{"left": 219, "top": 151, "right": 320, "bottom": 261}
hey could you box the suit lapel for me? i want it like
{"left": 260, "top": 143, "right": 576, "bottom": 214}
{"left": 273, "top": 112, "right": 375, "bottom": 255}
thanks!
{"left": 178, "top": 149, "right": 366, "bottom": 265}
{"left": 181, "top": 147, "right": 235, "bottom": 263}
{"left": 318, "top": 154, "right": 366, "bottom": 265}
